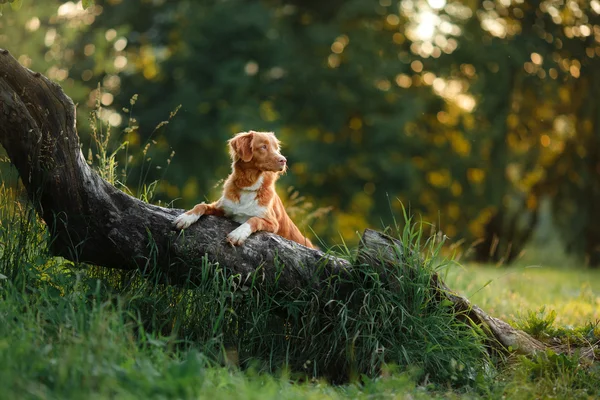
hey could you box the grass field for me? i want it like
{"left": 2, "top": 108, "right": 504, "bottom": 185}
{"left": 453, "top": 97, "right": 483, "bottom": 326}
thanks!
{"left": 445, "top": 263, "right": 600, "bottom": 327}
{"left": 1, "top": 185, "right": 599, "bottom": 399}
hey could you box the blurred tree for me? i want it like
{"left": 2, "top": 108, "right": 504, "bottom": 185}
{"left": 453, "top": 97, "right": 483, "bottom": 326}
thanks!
{"left": 466, "top": 0, "right": 600, "bottom": 265}
{"left": 0, "top": 1, "right": 97, "bottom": 129}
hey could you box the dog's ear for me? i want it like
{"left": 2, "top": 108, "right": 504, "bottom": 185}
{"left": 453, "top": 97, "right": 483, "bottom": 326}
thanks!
{"left": 228, "top": 131, "right": 254, "bottom": 162}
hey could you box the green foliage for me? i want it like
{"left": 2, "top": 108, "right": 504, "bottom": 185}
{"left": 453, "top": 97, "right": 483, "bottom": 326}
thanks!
{"left": 501, "top": 351, "right": 600, "bottom": 399}
{"left": 517, "top": 307, "right": 559, "bottom": 339}
{"left": 86, "top": 90, "right": 178, "bottom": 204}
{"left": 516, "top": 307, "right": 600, "bottom": 352}
{"left": 0, "top": 0, "right": 23, "bottom": 14}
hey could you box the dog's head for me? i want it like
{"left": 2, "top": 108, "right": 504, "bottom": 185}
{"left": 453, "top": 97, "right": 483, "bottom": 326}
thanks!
{"left": 228, "top": 131, "right": 287, "bottom": 172}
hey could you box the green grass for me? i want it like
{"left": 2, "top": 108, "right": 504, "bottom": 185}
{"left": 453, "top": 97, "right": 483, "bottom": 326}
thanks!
{"left": 1, "top": 180, "right": 599, "bottom": 398}
{"left": 0, "top": 197, "right": 600, "bottom": 399}
{"left": 444, "top": 264, "right": 600, "bottom": 327}
{"left": 0, "top": 182, "right": 497, "bottom": 398}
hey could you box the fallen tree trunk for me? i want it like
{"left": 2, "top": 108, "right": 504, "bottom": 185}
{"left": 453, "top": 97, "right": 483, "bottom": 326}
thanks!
{"left": 0, "top": 48, "right": 595, "bottom": 360}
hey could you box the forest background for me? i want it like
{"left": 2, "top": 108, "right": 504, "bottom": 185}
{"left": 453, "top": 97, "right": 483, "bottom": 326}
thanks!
{"left": 2, "top": 0, "right": 599, "bottom": 266}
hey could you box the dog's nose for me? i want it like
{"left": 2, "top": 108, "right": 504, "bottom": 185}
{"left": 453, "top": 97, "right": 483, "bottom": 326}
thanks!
{"left": 278, "top": 156, "right": 287, "bottom": 165}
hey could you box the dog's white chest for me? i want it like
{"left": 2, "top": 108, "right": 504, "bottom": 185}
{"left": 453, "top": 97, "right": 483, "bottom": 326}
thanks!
{"left": 221, "top": 177, "right": 266, "bottom": 224}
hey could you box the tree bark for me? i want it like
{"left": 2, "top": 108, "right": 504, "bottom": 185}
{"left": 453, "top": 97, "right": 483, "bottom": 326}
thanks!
{"left": 0, "top": 49, "right": 596, "bottom": 360}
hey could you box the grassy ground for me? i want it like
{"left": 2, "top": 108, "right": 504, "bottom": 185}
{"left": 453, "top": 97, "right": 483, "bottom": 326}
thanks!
{"left": 1, "top": 186, "right": 599, "bottom": 399}
{"left": 444, "top": 263, "right": 600, "bottom": 327}
{"left": 1, "top": 233, "right": 597, "bottom": 398}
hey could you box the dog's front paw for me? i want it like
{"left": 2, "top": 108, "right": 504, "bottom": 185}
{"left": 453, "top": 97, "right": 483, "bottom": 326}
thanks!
{"left": 173, "top": 212, "right": 201, "bottom": 230}
{"left": 226, "top": 223, "right": 252, "bottom": 246}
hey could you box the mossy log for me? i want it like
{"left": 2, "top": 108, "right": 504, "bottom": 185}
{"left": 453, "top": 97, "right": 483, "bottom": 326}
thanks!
{"left": 0, "top": 48, "right": 596, "bottom": 361}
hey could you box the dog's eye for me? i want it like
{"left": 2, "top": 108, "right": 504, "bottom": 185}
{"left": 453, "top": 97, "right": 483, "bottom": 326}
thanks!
{"left": 261, "top": 145, "right": 267, "bottom": 150}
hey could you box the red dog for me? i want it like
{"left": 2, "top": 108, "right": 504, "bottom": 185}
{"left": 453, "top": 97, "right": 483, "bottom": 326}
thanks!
{"left": 173, "top": 131, "right": 315, "bottom": 248}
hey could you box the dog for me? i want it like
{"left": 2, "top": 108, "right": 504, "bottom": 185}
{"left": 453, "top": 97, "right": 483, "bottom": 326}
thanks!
{"left": 173, "top": 131, "right": 315, "bottom": 248}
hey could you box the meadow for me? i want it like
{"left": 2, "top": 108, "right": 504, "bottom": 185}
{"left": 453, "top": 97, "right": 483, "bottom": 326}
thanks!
{"left": 1, "top": 179, "right": 599, "bottom": 400}
{"left": 445, "top": 263, "right": 600, "bottom": 328}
